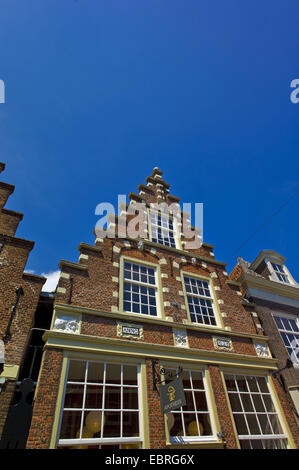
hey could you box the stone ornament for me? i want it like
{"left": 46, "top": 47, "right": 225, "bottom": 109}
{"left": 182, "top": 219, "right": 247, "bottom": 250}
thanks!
{"left": 254, "top": 342, "right": 269, "bottom": 357}
{"left": 173, "top": 329, "right": 188, "bottom": 347}
{"left": 117, "top": 322, "right": 144, "bottom": 340}
{"left": 53, "top": 315, "right": 80, "bottom": 334}
{"left": 213, "top": 336, "right": 233, "bottom": 352}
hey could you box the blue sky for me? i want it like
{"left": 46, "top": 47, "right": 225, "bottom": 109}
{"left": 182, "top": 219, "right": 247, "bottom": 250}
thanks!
{"left": 0, "top": 0, "right": 298, "bottom": 289}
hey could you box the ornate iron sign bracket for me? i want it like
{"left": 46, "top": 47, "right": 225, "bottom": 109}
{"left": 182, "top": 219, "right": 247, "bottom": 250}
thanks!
{"left": 151, "top": 360, "right": 183, "bottom": 392}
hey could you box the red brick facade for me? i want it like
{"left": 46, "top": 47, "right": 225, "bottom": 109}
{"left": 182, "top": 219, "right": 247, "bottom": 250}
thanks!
{"left": 0, "top": 162, "right": 45, "bottom": 440}
{"left": 1, "top": 165, "right": 298, "bottom": 449}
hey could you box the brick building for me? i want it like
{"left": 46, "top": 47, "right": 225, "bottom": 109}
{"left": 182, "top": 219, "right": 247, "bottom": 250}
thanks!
{"left": 230, "top": 251, "right": 299, "bottom": 436}
{"left": 0, "top": 162, "right": 47, "bottom": 446}
{"left": 25, "top": 168, "right": 298, "bottom": 449}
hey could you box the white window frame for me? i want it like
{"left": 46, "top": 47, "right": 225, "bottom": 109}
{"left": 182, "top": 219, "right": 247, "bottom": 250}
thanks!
{"left": 122, "top": 259, "right": 160, "bottom": 318}
{"left": 56, "top": 359, "right": 143, "bottom": 448}
{"left": 265, "top": 258, "right": 298, "bottom": 287}
{"left": 182, "top": 273, "right": 220, "bottom": 328}
{"left": 224, "top": 373, "right": 288, "bottom": 449}
{"left": 148, "top": 208, "right": 180, "bottom": 249}
{"left": 165, "top": 367, "right": 217, "bottom": 444}
{"left": 272, "top": 312, "right": 299, "bottom": 365}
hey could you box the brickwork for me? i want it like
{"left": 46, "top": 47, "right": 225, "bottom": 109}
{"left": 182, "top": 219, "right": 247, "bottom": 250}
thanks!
{"left": 229, "top": 254, "right": 299, "bottom": 446}
{"left": 26, "top": 348, "right": 63, "bottom": 449}
{"left": 208, "top": 365, "right": 238, "bottom": 449}
{"left": 0, "top": 162, "right": 46, "bottom": 443}
{"left": 27, "top": 168, "right": 299, "bottom": 449}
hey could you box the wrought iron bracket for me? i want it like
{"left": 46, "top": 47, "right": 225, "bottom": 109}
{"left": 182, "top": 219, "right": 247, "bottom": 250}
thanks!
{"left": 151, "top": 360, "right": 183, "bottom": 392}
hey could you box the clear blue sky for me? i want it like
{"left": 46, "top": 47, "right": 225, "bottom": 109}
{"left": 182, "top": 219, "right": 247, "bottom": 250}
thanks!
{"left": 0, "top": 0, "right": 299, "bottom": 283}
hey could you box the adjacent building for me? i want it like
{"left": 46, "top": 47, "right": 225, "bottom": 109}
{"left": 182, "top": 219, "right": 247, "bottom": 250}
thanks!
{"left": 25, "top": 168, "right": 298, "bottom": 449}
{"left": 0, "top": 162, "right": 47, "bottom": 447}
{"left": 229, "top": 250, "right": 299, "bottom": 438}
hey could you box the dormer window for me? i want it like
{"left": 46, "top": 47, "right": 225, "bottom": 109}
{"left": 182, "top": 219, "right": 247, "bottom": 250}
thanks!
{"left": 271, "top": 263, "right": 290, "bottom": 284}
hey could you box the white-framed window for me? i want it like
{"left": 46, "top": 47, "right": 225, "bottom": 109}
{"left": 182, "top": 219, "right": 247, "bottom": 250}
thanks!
{"left": 165, "top": 368, "right": 216, "bottom": 443}
{"left": 57, "top": 360, "right": 142, "bottom": 449}
{"left": 149, "top": 210, "right": 177, "bottom": 248}
{"left": 184, "top": 276, "right": 217, "bottom": 326}
{"left": 123, "top": 261, "right": 158, "bottom": 317}
{"left": 271, "top": 263, "right": 289, "bottom": 284}
{"left": 272, "top": 313, "right": 299, "bottom": 364}
{"left": 224, "top": 374, "right": 288, "bottom": 449}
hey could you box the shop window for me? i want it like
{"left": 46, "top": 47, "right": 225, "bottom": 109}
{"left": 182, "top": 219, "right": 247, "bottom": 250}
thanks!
{"left": 165, "top": 368, "right": 215, "bottom": 443}
{"left": 57, "top": 360, "right": 141, "bottom": 449}
{"left": 224, "top": 374, "right": 288, "bottom": 449}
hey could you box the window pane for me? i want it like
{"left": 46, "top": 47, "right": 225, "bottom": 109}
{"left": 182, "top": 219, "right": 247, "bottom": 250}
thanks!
{"left": 105, "top": 386, "right": 121, "bottom": 409}
{"left": 123, "top": 388, "right": 138, "bottom": 410}
{"left": 123, "top": 412, "right": 139, "bottom": 437}
{"left": 246, "top": 376, "right": 259, "bottom": 393}
{"left": 169, "top": 413, "right": 183, "bottom": 437}
{"left": 106, "top": 364, "right": 121, "bottom": 384}
{"left": 191, "top": 372, "right": 204, "bottom": 390}
{"left": 246, "top": 414, "right": 260, "bottom": 435}
{"left": 64, "top": 384, "right": 84, "bottom": 408}
{"left": 257, "top": 377, "right": 268, "bottom": 393}
{"left": 85, "top": 385, "right": 103, "bottom": 409}
{"left": 183, "top": 413, "right": 198, "bottom": 436}
{"left": 225, "top": 375, "right": 237, "bottom": 391}
{"left": 60, "top": 411, "right": 82, "bottom": 439}
{"left": 198, "top": 413, "right": 212, "bottom": 436}
{"left": 194, "top": 391, "right": 208, "bottom": 411}
{"left": 123, "top": 365, "right": 138, "bottom": 385}
{"left": 68, "top": 361, "right": 86, "bottom": 382}
{"left": 257, "top": 414, "right": 272, "bottom": 434}
{"left": 182, "top": 391, "right": 195, "bottom": 411}
{"left": 236, "top": 376, "right": 247, "bottom": 392}
{"left": 240, "top": 394, "right": 254, "bottom": 412}
{"left": 234, "top": 414, "right": 248, "bottom": 435}
{"left": 102, "top": 411, "right": 121, "bottom": 437}
{"left": 88, "top": 362, "right": 104, "bottom": 383}
{"left": 229, "top": 393, "right": 242, "bottom": 412}
{"left": 252, "top": 394, "right": 265, "bottom": 413}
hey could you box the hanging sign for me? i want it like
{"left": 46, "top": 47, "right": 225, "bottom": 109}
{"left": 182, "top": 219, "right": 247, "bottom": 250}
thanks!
{"left": 159, "top": 377, "right": 186, "bottom": 414}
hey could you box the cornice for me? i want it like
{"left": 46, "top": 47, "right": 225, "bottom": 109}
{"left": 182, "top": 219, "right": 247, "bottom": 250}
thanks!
{"left": 0, "top": 233, "right": 34, "bottom": 250}
{"left": 59, "top": 260, "right": 88, "bottom": 271}
{"left": 54, "top": 302, "right": 269, "bottom": 342}
{"left": 240, "top": 272, "right": 299, "bottom": 301}
{"left": 43, "top": 330, "right": 278, "bottom": 370}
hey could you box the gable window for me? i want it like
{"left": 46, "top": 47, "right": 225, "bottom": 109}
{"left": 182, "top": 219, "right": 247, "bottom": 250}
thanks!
{"left": 224, "top": 374, "right": 288, "bottom": 449}
{"left": 273, "top": 314, "right": 299, "bottom": 364}
{"left": 271, "top": 263, "right": 289, "bottom": 284}
{"left": 149, "top": 210, "right": 176, "bottom": 248}
{"left": 165, "top": 368, "right": 215, "bottom": 443}
{"left": 57, "top": 360, "right": 141, "bottom": 449}
{"left": 123, "top": 261, "right": 158, "bottom": 316}
{"left": 184, "top": 276, "right": 217, "bottom": 326}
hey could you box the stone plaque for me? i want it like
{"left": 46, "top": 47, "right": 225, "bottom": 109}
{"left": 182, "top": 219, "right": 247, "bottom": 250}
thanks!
{"left": 213, "top": 336, "right": 233, "bottom": 352}
{"left": 117, "top": 322, "right": 144, "bottom": 340}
